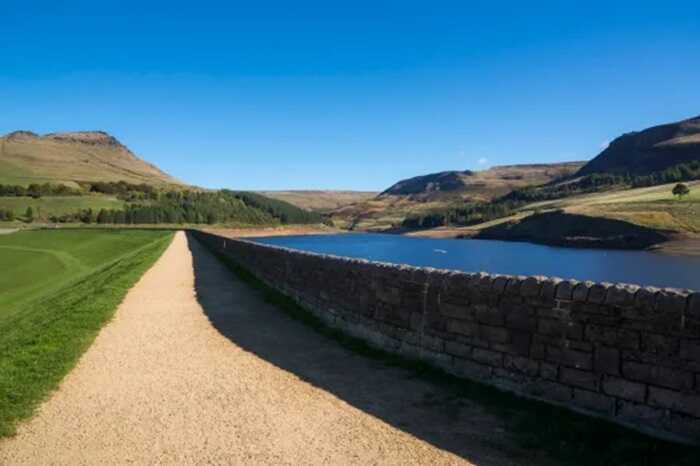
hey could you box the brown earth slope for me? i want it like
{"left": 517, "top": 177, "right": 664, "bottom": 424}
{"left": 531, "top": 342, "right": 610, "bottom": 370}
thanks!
{"left": 579, "top": 114, "right": 700, "bottom": 176}
{"left": 257, "top": 190, "right": 377, "bottom": 212}
{"left": 0, "top": 130, "right": 182, "bottom": 187}
{"left": 331, "top": 162, "right": 584, "bottom": 230}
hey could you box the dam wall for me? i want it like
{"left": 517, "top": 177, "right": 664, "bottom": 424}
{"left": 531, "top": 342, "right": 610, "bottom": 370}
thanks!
{"left": 193, "top": 230, "right": 700, "bottom": 443}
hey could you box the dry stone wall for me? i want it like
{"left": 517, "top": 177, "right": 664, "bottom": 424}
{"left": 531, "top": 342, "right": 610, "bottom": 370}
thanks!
{"left": 193, "top": 230, "right": 700, "bottom": 444}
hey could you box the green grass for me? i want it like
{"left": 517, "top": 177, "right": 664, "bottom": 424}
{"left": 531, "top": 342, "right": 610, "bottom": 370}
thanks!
{"left": 0, "top": 195, "right": 125, "bottom": 221}
{"left": 0, "top": 229, "right": 173, "bottom": 437}
{"left": 197, "top": 235, "right": 700, "bottom": 466}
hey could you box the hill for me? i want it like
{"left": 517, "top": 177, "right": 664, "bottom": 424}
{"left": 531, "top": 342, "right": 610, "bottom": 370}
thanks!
{"left": 0, "top": 130, "right": 323, "bottom": 226}
{"left": 330, "top": 162, "right": 584, "bottom": 230}
{"left": 381, "top": 163, "right": 583, "bottom": 201}
{"left": 257, "top": 190, "right": 377, "bottom": 212}
{"left": 0, "top": 130, "right": 181, "bottom": 187}
{"left": 579, "top": 115, "right": 700, "bottom": 176}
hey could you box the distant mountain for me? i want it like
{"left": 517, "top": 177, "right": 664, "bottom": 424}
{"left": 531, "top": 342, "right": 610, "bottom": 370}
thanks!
{"left": 257, "top": 190, "right": 378, "bottom": 212}
{"left": 380, "top": 163, "right": 584, "bottom": 201}
{"left": 0, "top": 130, "right": 182, "bottom": 187}
{"left": 579, "top": 115, "right": 700, "bottom": 176}
{"left": 330, "top": 162, "right": 584, "bottom": 230}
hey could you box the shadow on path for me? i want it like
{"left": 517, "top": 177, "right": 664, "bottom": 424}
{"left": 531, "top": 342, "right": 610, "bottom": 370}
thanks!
{"left": 186, "top": 232, "right": 541, "bottom": 466}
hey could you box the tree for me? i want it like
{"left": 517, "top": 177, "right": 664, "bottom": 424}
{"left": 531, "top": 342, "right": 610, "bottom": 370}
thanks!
{"left": 673, "top": 183, "right": 690, "bottom": 200}
{"left": 25, "top": 206, "right": 34, "bottom": 222}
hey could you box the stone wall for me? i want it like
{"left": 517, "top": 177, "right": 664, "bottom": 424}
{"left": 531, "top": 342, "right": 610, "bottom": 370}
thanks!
{"left": 193, "top": 230, "right": 700, "bottom": 444}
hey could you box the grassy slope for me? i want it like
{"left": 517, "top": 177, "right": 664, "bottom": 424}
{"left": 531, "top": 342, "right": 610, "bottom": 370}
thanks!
{"left": 410, "top": 181, "right": 700, "bottom": 238}
{"left": 0, "top": 133, "right": 180, "bottom": 186}
{"left": 330, "top": 163, "right": 584, "bottom": 230}
{"left": 0, "top": 229, "right": 173, "bottom": 437}
{"left": 258, "top": 190, "right": 378, "bottom": 212}
{"left": 0, "top": 195, "right": 125, "bottom": 220}
{"left": 529, "top": 180, "right": 700, "bottom": 233}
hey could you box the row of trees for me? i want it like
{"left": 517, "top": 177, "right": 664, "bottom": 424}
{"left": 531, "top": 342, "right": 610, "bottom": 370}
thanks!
{"left": 0, "top": 183, "right": 82, "bottom": 198}
{"left": 402, "top": 200, "right": 523, "bottom": 229}
{"left": 47, "top": 190, "right": 323, "bottom": 225}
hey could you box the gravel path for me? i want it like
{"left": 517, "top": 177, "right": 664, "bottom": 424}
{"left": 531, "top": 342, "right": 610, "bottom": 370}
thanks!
{"left": 0, "top": 232, "right": 540, "bottom": 465}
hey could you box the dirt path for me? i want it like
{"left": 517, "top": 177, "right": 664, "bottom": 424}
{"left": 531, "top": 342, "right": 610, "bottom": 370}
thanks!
{"left": 0, "top": 232, "right": 541, "bottom": 466}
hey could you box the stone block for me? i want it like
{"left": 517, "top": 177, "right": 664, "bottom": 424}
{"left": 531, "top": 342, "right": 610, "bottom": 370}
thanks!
{"left": 689, "top": 293, "right": 700, "bottom": 319}
{"left": 594, "top": 346, "right": 620, "bottom": 375}
{"left": 520, "top": 276, "right": 543, "bottom": 297}
{"left": 445, "top": 340, "right": 472, "bottom": 358}
{"left": 538, "top": 318, "right": 583, "bottom": 340}
{"left": 440, "top": 301, "right": 471, "bottom": 319}
{"left": 656, "top": 288, "right": 689, "bottom": 314}
{"left": 527, "top": 380, "right": 573, "bottom": 402}
{"left": 573, "top": 388, "right": 614, "bottom": 414}
{"left": 446, "top": 319, "right": 476, "bottom": 337}
{"left": 452, "top": 358, "right": 492, "bottom": 380}
{"left": 504, "top": 355, "right": 539, "bottom": 377}
{"left": 546, "top": 346, "right": 592, "bottom": 370}
{"left": 641, "top": 333, "right": 679, "bottom": 357}
{"left": 585, "top": 324, "right": 639, "bottom": 350}
{"left": 648, "top": 386, "right": 700, "bottom": 418}
{"left": 472, "top": 348, "right": 503, "bottom": 367}
{"left": 540, "top": 278, "right": 562, "bottom": 301}
{"left": 605, "top": 284, "right": 639, "bottom": 307}
{"left": 491, "top": 275, "right": 510, "bottom": 294}
{"left": 616, "top": 400, "right": 666, "bottom": 423}
{"left": 622, "top": 361, "right": 693, "bottom": 391}
{"left": 556, "top": 280, "right": 578, "bottom": 300}
{"left": 504, "top": 309, "right": 536, "bottom": 332}
{"left": 601, "top": 376, "right": 646, "bottom": 403}
{"left": 475, "top": 306, "right": 505, "bottom": 326}
{"left": 634, "top": 287, "right": 659, "bottom": 311}
{"left": 680, "top": 339, "right": 700, "bottom": 362}
{"left": 540, "top": 362, "right": 558, "bottom": 380}
{"left": 478, "top": 324, "right": 510, "bottom": 344}
{"left": 560, "top": 367, "right": 599, "bottom": 391}
{"left": 587, "top": 283, "right": 612, "bottom": 304}
{"left": 505, "top": 277, "right": 524, "bottom": 296}
{"left": 572, "top": 282, "right": 593, "bottom": 302}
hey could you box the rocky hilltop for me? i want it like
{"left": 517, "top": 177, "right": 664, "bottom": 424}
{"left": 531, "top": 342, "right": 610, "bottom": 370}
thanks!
{"left": 579, "top": 115, "right": 700, "bottom": 176}
{"left": 379, "top": 162, "right": 584, "bottom": 201}
{"left": 0, "top": 130, "right": 181, "bottom": 186}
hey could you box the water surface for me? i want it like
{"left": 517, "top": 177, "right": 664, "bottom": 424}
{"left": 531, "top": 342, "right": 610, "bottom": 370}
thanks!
{"left": 253, "top": 233, "right": 700, "bottom": 290}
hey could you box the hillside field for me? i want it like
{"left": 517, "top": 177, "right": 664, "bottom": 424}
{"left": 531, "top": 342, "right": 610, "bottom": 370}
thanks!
{"left": 409, "top": 181, "right": 700, "bottom": 238}
{"left": 0, "top": 229, "right": 173, "bottom": 436}
{"left": 0, "top": 196, "right": 125, "bottom": 221}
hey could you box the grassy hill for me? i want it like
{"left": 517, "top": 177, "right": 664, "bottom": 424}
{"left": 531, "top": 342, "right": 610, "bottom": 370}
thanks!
{"left": 330, "top": 162, "right": 583, "bottom": 230}
{"left": 0, "top": 130, "right": 322, "bottom": 226}
{"left": 0, "top": 130, "right": 181, "bottom": 187}
{"left": 257, "top": 190, "right": 377, "bottom": 212}
{"left": 381, "top": 163, "right": 583, "bottom": 200}
{"left": 579, "top": 115, "right": 700, "bottom": 176}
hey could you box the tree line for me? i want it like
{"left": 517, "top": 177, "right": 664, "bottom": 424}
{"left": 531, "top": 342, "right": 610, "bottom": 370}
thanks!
{"left": 47, "top": 190, "right": 323, "bottom": 225}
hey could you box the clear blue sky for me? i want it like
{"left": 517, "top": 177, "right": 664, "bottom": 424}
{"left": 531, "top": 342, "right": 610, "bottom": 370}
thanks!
{"left": 1, "top": 1, "right": 699, "bottom": 190}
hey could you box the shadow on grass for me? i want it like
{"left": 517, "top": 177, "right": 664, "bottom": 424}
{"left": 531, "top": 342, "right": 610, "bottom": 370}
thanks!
{"left": 186, "top": 232, "right": 700, "bottom": 466}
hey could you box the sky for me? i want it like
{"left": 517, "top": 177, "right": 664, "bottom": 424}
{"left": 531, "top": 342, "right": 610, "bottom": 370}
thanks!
{"left": 1, "top": 1, "right": 699, "bottom": 191}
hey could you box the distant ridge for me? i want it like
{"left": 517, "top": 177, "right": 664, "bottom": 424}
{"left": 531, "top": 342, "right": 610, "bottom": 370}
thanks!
{"left": 579, "top": 115, "right": 700, "bottom": 176}
{"left": 380, "top": 162, "right": 584, "bottom": 200}
{"left": 0, "top": 130, "right": 182, "bottom": 187}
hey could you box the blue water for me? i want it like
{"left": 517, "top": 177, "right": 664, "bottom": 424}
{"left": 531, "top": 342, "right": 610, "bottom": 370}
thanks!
{"left": 253, "top": 233, "right": 700, "bottom": 290}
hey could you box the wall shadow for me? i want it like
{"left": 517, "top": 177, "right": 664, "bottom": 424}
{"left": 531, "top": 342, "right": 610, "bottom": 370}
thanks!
{"left": 185, "top": 232, "right": 532, "bottom": 466}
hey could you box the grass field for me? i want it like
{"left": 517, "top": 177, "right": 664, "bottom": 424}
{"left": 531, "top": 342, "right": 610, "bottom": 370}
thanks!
{"left": 0, "top": 196, "right": 125, "bottom": 221}
{"left": 0, "top": 229, "right": 173, "bottom": 437}
{"left": 530, "top": 180, "right": 700, "bottom": 233}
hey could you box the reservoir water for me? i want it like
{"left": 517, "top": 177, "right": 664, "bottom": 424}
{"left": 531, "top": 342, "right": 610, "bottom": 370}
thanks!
{"left": 253, "top": 233, "right": 700, "bottom": 290}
